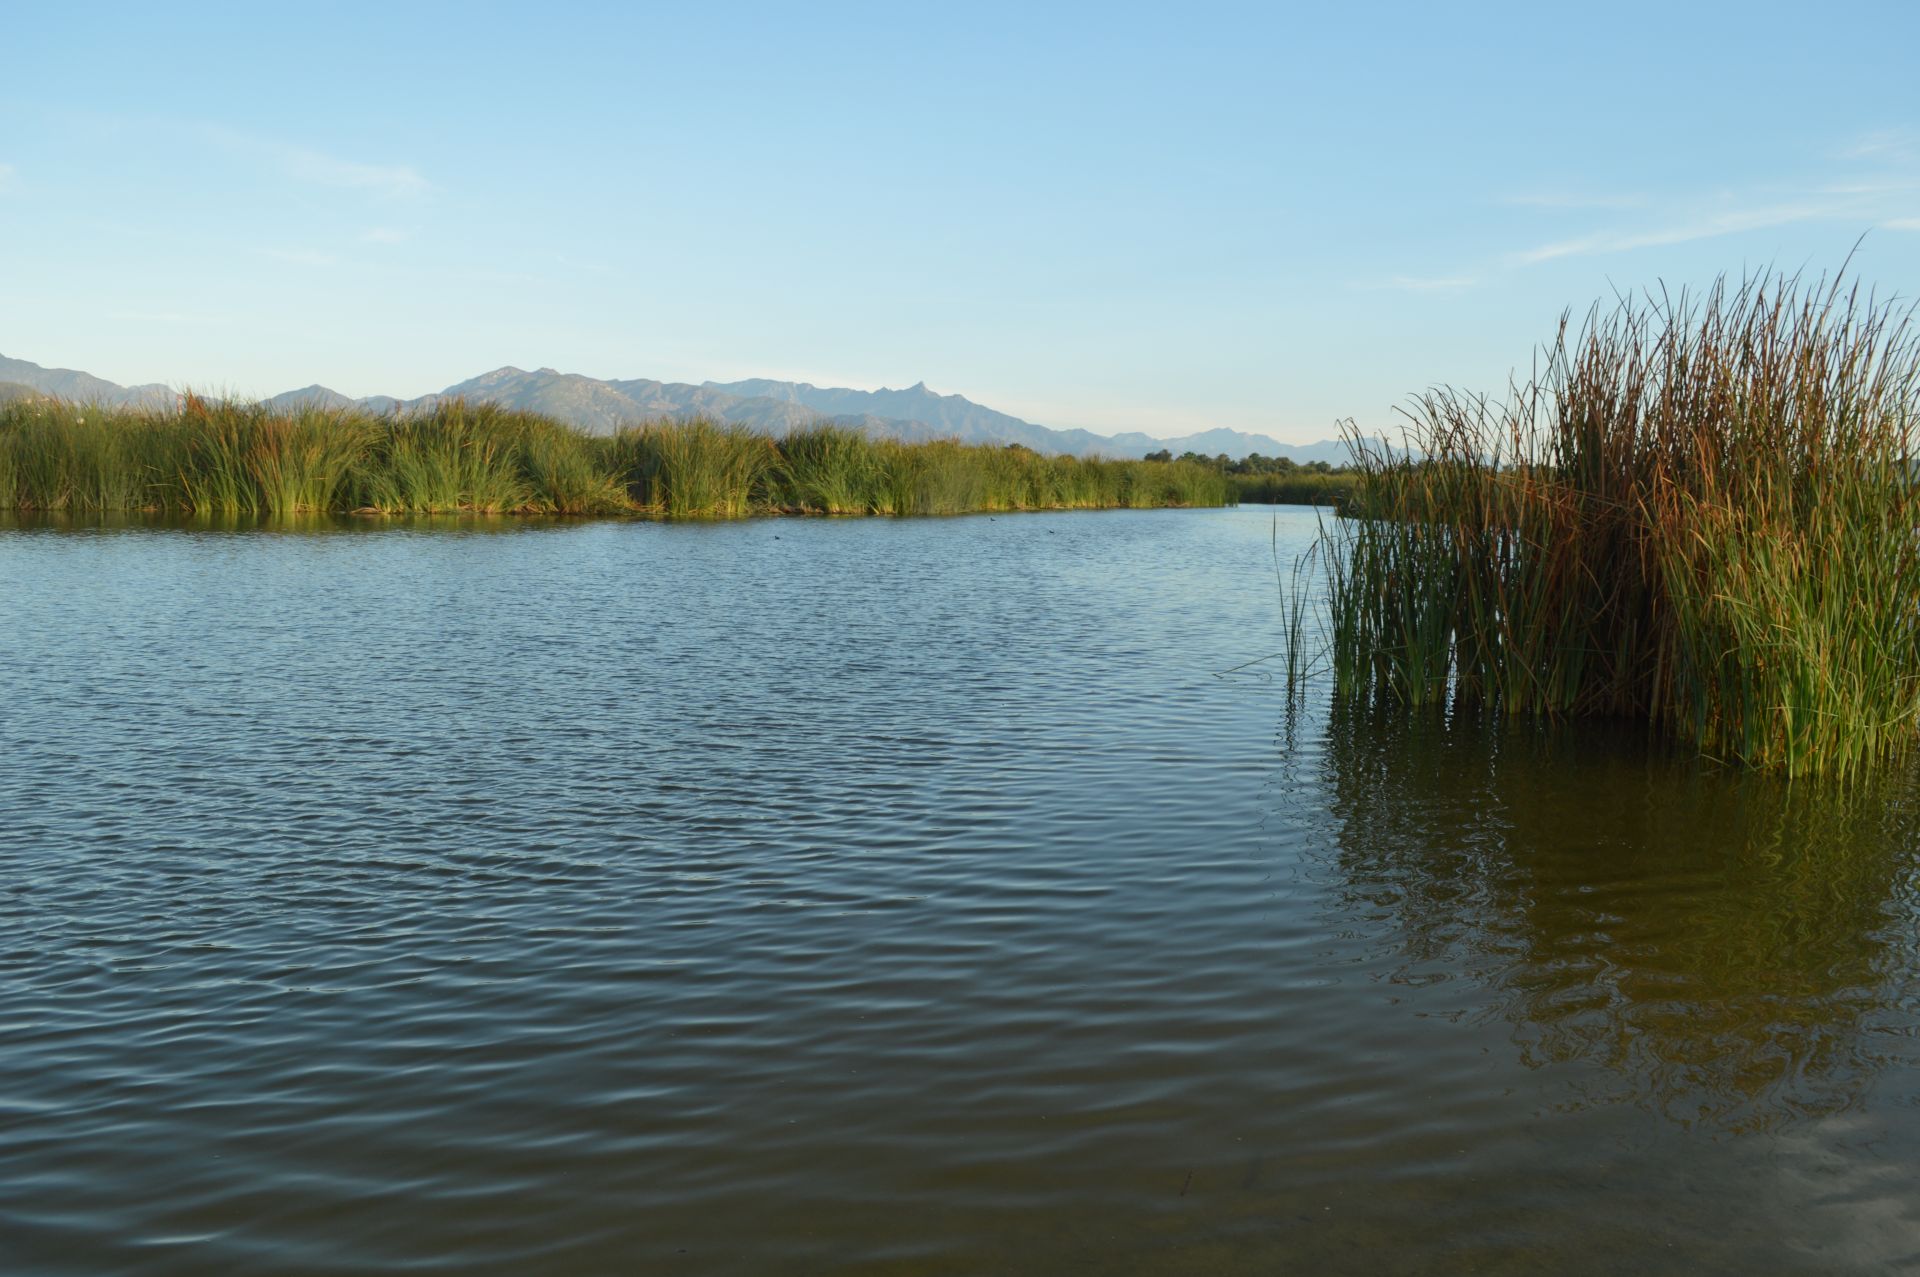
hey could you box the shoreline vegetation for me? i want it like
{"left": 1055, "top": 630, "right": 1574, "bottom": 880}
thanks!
{"left": 1139, "top": 444, "right": 1361, "bottom": 507}
{"left": 1229, "top": 469, "right": 1359, "bottom": 507}
{"left": 1318, "top": 270, "right": 1920, "bottom": 779}
{"left": 0, "top": 397, "right": 1234, "bottom": 519}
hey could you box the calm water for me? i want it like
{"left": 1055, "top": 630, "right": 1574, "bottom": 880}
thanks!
{"left": 5, "top": 507, "right": 1920, "bottom": 1275}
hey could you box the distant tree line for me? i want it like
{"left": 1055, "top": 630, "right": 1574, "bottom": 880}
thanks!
{"left": 1135, "top": 447, "right": 1358, "bottom": 507}
{"left": 1140, "top": 449, "right": 1340, "bottom": 475}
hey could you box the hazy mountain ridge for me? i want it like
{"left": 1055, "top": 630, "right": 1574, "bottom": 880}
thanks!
{"left": 0, "top": 354, "right": 173, "bottom": 408}
{"left": 0, "top": 352, "right": 1351, "bottom": 463}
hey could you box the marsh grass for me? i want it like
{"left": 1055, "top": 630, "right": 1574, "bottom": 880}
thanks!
{"left": 1324, "top": 270, "right": 1920, "bottom": 778}
{"left": 516, "top": 415, "right": 626, "bottom": 515}
{"left": 2, "top": 405, "right": 151, "bottom": 512}
{"left": 0, "top": 398, "right": 1231, "bottom": 520}
{"left": 1232, "top": 470, "right": 1360, "bottom": 507}
{"left": 176, "top": 398, "right": 375, "bottom": 514}
{"left": 769, "top": 424, "right": 881, "bottom": 513}
{"left": 606, "top": 419, "right": 776, "bottom": 517}
{"left": 354, "top": 404, "right": 540, "bottom": 514}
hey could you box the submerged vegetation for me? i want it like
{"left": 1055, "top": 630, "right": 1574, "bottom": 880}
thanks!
{"left": 1320, "top": 270, "right": 1920, "bottom": 779}
{"left": 0, "top": 398, "right": 1232, "bottom": 519}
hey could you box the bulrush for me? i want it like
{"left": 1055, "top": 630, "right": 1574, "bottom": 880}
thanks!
{"left": 1322, "top": 270, "right": 1920, "bottom": 778}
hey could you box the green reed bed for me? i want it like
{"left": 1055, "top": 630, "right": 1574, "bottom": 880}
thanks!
{"left": 760, "top": 428, "right": 1234, "bottom": 516}
{"left": 607, "top": 418, "right": 776, "bottom": 518}
{"left": 1232, "top": 470, "right": 1360, "bottom": 507}
{"left": 0, "top": 397, "right": 1232, "bottom": 520}
{"left": 1322, "top": 271, "right": 1920, "bottom": 778}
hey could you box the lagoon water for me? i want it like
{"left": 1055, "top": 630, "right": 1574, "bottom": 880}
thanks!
{"left": 4, "top": 506, "right": 1920, "bottom": 1274}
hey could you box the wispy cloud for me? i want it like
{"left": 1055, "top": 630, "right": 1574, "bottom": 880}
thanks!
{"left": 360, "top": 227, "right": 409, "bottom": 244}
{"left": 1498, "top": 128, "right": 1920, "bottom": 268}
{"left": 107, "top": 308, "right": 211, "bottom": 326}
{"left": 280, "top": 149, "right": 428, "bottom": 198}
{"left": 1357, "top": 274, "right": 1479, "bottom": 293}
{"left": 1393, "top": 150, "right": 1915, "bottom": 284}
{"left": 1502, "top": 191, "right": 1648, "bottom": 211}
{"left": 1839, "top": 128, "right": 1917, "bottom": 164}
{"left": 1511, "top": 202, "right": 1841, "bottom": 265}
{"left": 255, "top": 247, "right": 341, "bottom": 267}
{"left": 205, "top": 126, "right": 429, "bottom": 199}
{"left": 1812, "top": 178, "right": 1920, "bottom": 196}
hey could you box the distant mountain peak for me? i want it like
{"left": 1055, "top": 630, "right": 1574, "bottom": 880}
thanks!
{"left": 264, "top": 384, "right": 357, "bottom": 411}
{"left": 2, "top": 350, "right": 1353, "bottom": 464}
{"left": 0, "top": 351, "right": 173, "bottom": 408}
{"left": 469, "top": 365, "right": 528, "bottom": 382}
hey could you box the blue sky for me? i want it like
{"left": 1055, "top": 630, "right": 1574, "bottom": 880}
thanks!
{"left": 4, "top": 1, "right": 1918, "bottom": 444}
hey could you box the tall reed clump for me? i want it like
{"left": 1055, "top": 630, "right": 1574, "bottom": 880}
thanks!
{"left": 1324, "top": 270, "right": 1920, "bottom": 778}
{"left": 0, "top": 399, "right": 155, "bottom": 511}
{"left": 170, "top": 396, "right": 375, "bottom": 514}
{"left": 511, "top": 412, "right": 628, "bottom": 514}
{"left": 352, "top": 402, "right": 528, "bottom": 513}
{"left": 350, "top": 401, "right": 628, "bottom": 515}
{"left": 607, "top": 418, "right": 775, "bottom": 517}
{"left": 768, "top": 424, "right": 881, "bottom": 513}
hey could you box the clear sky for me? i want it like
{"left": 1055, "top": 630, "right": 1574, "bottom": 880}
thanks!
{"left": 4, "top": 1, "right": 1918, "bottom": 444}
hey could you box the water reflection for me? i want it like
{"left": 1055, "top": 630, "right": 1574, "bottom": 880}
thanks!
{"left": 1311, "top": 705, "right": 1920, "bottom": 1132}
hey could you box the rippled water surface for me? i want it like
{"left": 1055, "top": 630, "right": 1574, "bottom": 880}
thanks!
{"left": 6, "top": 507, "right": 1920, "bottom": 1275}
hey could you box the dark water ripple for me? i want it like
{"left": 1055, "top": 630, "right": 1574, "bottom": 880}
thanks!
{"left": 5, "top": 509, "right": 1920, "bottom": 1274}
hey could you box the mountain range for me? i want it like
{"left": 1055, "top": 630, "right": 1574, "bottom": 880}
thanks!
{"left": 0, "top": 352, "right": 1351, "bottom": 464}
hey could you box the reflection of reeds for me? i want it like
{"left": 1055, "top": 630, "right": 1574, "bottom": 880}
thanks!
{"left": 1323, "top": 271, "right": 1920, "bottom": 776}
{"left": 0, "top": 400, "right": 1234, "bottom": 520}
{"left": 1317, "top": 707, "right": 1920, "bottom": 1133}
